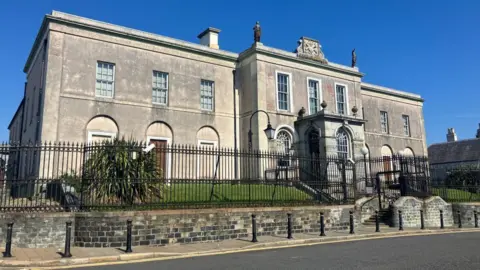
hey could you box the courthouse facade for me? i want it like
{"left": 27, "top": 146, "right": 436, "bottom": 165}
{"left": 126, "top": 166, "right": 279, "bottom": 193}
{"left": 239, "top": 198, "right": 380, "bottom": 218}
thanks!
{"left": 8, "top": 11, "right": 427, "bottom": 168}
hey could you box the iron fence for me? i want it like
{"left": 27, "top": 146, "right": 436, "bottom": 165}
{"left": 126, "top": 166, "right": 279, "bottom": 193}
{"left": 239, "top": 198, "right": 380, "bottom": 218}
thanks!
{"left": 0, "top": 141, "right": 363, "bottom": 211}
{"left": 4, "top": 141, "right": 472, "bottom": 211}
{"left": 429, "top": 164, "right": 480, "bottom": 202}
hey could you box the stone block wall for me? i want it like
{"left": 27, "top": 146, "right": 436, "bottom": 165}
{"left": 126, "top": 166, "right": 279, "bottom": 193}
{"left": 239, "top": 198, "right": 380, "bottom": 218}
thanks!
{"left": 0, "top": 212, "right": 74, "bottom": 248}
{"left": 452, "top": 203, "right": 480, "bottom": 226}
{"left": 391, "top": 196, "right": 453, "bottom": 228}
{"left": 74, "top": 205, "right": 356, "bottom": 248}
{"left": 357, "top": 196, "right": 379, "bottom": 223}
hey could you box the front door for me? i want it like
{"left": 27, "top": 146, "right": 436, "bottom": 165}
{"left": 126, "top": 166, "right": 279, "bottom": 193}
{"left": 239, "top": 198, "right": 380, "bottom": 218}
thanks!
{"left": 149, "top": 139, "right": 167, "bottom": 179}
{"left": 383, "top": 156, "right": 392, "bottom": 182}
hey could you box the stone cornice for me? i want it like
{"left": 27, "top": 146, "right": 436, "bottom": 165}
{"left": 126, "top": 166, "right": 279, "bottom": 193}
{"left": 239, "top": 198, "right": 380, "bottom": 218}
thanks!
{"left": 238, "top": 43, "right": 365, "bottom": 78}
{"left": 297, "top": 110, "right": 367, "bottom": 125}
{"left": 24, "top": 12, "right": 238, "bottom": 73}
{"left": 361, "top": 82, "right": 424, "bottom": 103}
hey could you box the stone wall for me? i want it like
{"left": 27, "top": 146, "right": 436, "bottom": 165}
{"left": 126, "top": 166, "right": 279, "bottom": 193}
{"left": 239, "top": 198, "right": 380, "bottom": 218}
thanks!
{"left": 356, "top": 196, "right": 379, "bottom": 223}
{"left": 391, "top": 196, "right": 453, "bottom": 228}
{"left": 0, "top": 212, "right": 74, "bottom": 248}
{"left": 452, "top": 203, "right": 480, "bottom": 226}
{"left": 74, "top": 205, "right": 356, "bottom": 248}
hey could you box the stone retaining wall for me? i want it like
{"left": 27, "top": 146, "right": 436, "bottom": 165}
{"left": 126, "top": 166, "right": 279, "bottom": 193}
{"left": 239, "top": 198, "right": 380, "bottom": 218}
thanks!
{"left": 0, "top": 212, "right": 75, "bottom": 248}
{"left": 451, "top": 203, "right": 480, "bottom": 226}
{"left": 0, "top": 205, "right": 356, "bottom": 248}
{"left": 74, "top": 205, "right": 356, "bottom": 248}
{"left": 391, "top": 196, "right": 453, "bottom": 228}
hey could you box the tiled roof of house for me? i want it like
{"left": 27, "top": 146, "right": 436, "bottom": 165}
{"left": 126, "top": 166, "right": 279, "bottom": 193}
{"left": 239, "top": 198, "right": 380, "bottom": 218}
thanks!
{"left": 428, "top": 138, "right": 480, "bottom": 165}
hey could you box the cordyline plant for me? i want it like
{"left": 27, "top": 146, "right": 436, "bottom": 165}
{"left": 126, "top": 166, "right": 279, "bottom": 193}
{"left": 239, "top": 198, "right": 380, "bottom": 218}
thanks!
{"left": 82, "top": 137, "right": 164, "bottom": 205}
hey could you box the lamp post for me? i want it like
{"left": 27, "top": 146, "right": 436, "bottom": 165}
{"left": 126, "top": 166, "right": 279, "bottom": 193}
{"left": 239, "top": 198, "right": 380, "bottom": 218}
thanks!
{"left": 248, "top": 110, "right": 275, "bottom": 151}
{"left": 360, "top": 146, "right": 369, "bottom": 186}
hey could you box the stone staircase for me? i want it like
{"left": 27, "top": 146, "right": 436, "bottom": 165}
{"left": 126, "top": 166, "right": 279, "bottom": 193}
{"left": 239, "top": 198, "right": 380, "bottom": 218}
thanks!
{"left": 363, "top": 209, "right": 392, "bottom": 227}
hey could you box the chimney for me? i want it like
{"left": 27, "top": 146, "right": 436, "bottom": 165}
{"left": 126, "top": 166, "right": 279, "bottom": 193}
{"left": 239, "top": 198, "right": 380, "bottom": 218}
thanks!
{"left": 447, "top": 128, "right": 457, "bottom": 142}
{"left": 197, "top": 27, "right": 221, "bottom": 49}
{"left": 476, "top": 123, "right": 480, "bottom": 139}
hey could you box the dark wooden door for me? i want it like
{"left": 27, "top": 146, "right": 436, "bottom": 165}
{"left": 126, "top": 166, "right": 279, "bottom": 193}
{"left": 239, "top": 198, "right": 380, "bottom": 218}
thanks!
{"left": 383, "top": 156, "right": 392, "bottom": 181}
{"left": 150, "top": 139, "right": 167, "bottom": 179}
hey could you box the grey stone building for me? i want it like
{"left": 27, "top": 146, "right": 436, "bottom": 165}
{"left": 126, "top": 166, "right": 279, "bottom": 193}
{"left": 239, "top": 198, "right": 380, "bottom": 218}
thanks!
{"left": 428, "top": 125, "right": 480, "bottom": 179}
{"left": 8, "top": 11, "right": 427, "bottom": 174}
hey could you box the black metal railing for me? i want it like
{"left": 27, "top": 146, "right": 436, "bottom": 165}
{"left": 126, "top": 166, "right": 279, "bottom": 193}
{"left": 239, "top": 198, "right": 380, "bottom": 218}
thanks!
{"left": 4, "top": 141, "right": 475, "bottom": 211}
{"left": 0, "top": 140, "right": 361, "bottom": 211}
{"left": 429, "top": 164, "right": 480, "bottom": 202}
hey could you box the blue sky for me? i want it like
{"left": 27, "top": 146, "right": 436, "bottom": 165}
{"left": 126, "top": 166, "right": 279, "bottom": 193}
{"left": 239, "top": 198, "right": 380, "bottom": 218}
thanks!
{"left": 1, "top": 0, "right": 479, "bottom": 145}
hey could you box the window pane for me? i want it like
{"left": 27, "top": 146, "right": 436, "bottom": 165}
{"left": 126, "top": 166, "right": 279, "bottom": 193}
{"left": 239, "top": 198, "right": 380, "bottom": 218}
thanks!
{"left": 336, "top": 130, "right": 349, "bottom": 159}
{"left": 152, "top": 71, "right": 169, "bottom": 104}
{"left": 403, "top": 115, "right": 410, "bottom": 136}
{"left": 380, "top": 111, "right": 389, "bottom": 133}
{"left": 336, "top": 85, "right": 346, "bottom": 115}
{"left": 96, "top": 62, "right": 115, "bottom": 98}
{"left": 308, "top": 80, "right": 319, "bottom": 114}
{"left": 277, "top": 73, "right": 290, "bottom": 111}
{"left": 201, "top": 80, "right": 214, "bottom": 110}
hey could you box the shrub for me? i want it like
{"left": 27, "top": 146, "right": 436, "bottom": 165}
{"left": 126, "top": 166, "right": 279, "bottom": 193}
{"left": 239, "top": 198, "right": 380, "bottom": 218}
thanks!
{"left": 82, "top": 137, "right": 164, "bottom": 205}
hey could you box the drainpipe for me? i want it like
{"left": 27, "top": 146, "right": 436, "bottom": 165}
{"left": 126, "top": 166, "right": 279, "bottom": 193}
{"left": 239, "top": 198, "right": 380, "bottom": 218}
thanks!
{"left": 233, "top": 68, "right": 238, "bottom": 180}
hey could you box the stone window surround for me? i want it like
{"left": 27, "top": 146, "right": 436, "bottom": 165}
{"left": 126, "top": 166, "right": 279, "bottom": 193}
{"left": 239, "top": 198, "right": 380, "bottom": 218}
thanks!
{"left": 147, "top": 136, "right": 172, "bottom": 181}
{"left": 95, "top": 61, "right": 116, "bottom": 98}
{"left": 380, "top": 111, "right": 389, "bottom": 134}
{"left": 200, "top": 79, "right": 215, "bottom": 111}
{"left": 152, "top": 71, "right": 169, "bottom": 105}
{"left": 402, "top": 115, "right": 410, "bottom": 137}
{"left": 197, "top": 139, "right": 218, "bottom": 179}
{"left": 334, "top": 83, "right": 349, "bottom": 116}
{"left": 275, "top": 70, "right": 293, "bottom": 113}
{"left": 306, "top": 77, "right": 322, "bottom": 115}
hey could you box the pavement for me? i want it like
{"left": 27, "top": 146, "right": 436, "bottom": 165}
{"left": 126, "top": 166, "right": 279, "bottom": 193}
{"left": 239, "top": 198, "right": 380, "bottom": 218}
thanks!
{"left": 0, "top": 225, "right": 479, "bottom": 269}
{"left": 72, "top": 231, "right": 480, "bottom": 270}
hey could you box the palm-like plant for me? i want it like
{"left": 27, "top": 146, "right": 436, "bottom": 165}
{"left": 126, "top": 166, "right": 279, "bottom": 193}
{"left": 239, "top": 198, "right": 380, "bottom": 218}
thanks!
{"left": 82, "top": 137, "right": 164, "bottom": 205}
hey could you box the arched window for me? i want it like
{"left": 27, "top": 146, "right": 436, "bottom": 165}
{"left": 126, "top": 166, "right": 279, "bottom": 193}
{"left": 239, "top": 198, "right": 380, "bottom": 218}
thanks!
{"left": 336, "top": 129, "right": 349, "bottom": 160}
{"left": 276, "top": 130, "right": 293, "bottom": 153}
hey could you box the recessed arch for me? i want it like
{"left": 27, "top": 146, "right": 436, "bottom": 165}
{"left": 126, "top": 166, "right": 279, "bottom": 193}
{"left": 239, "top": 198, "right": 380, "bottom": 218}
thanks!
{"left": 86, "top": 115, "right": 119, "bottom": 143}
{"left": 196, "top": 126, "right": 220, "bottom": 145}
{"left": 403, "top": 147, "right": 415, "bottom": 157}
{"left": 381, "top": 145, "right": 393, "bottom": 157}
{"left": 381, "top": 144, "right": 394, "bottom": 181}
{"left": 146, "top": 121, "right": 174, "bottom": 142}
{"left": 275, "top": 128, "right": 293, "bottom": 153}
{"left": 274, "top": 124, "right": 298, "bottom": 142}
{"left": 336, "top": 127, "right": 351, "bottom": 159}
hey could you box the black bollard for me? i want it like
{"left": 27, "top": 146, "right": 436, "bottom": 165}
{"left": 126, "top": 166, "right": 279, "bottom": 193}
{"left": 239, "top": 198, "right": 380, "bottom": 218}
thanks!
{"left": 474, "top": 210, "right": 479, "bottom": 228}
{"left": 62, "top": 221, "right": 72, "bottom": 258}
{"left": 251, "top": 214, "right": 258, "bottom": 243}
{"left": 440, "top": 210, "right": 444, "bottom": 229}
{"left": 375, "top": 210, "right": 380, "bottom": 233}
{"left": 349, "top": 211, "right": 354, "bottom": 234}
{"left": 398, "top": 210, "right": 404, "bottom": 231}
{"left": 3, "top": 222, "right": 13, "bottom": 258}
{"left": 457, "top": 211, "right": 462, "bottom": 228}
{"left": 420, "top": 210, "right": 425, "bottom": 230}
{"left": 126, "top": 219, "right": 133, "bottom": 253}
{"left": 320, "top": 212, "right": 326, "bottom": 237}
{"left": 287, "top": 213, "right": 293, "bottom": 239}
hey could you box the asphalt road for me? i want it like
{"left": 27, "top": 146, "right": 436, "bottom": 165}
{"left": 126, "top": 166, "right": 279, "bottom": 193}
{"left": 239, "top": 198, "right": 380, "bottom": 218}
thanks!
{"left": 75, "top": 232, "right": 480, "bottom": 270}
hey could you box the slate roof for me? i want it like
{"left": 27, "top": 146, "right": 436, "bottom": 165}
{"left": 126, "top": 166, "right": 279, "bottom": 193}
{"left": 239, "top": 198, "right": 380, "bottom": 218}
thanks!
{"left": 428, "top": 138, "right": 480, "bottom": 165}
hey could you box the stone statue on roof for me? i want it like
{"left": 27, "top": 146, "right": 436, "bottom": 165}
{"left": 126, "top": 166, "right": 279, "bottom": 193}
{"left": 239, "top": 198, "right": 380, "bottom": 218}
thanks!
{"left": 253, "top": 21, "right": 261, "bottom": 43}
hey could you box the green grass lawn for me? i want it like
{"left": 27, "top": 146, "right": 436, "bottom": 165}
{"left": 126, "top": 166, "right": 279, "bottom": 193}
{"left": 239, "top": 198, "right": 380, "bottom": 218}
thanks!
{"left": 432, "top": 187, "right": 480, "bottom": 202}
{"left": 162, "top": 183, "right": 313, "bottom": 203}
